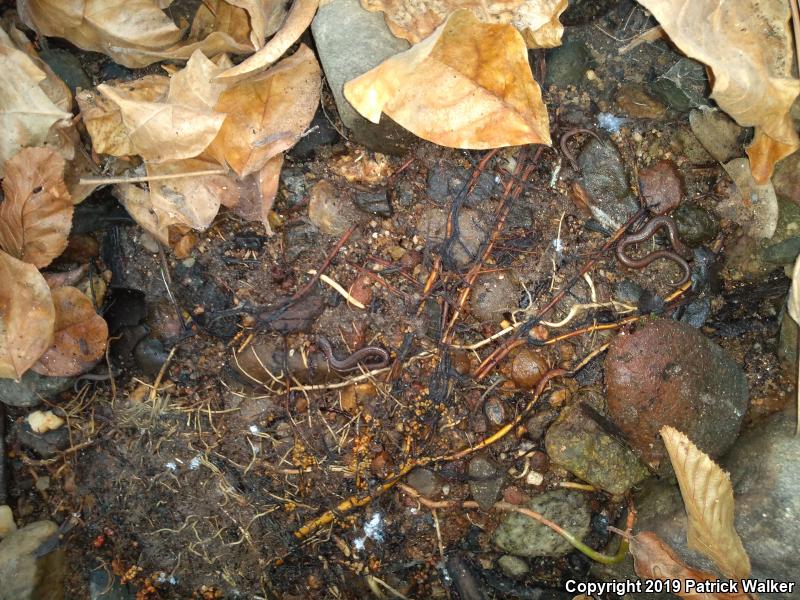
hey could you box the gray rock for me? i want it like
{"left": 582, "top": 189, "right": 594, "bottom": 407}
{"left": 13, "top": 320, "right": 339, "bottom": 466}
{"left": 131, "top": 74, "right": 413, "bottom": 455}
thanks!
{"left": 133, "top": 338, "right": 168, "bottom": 377}
{"left": 468, "top": 457, "right": 504, "bottom": 510}
{"left": 14, "top": 422, "right": 69, "bottom": 459}
{"left": 772, "top": 151, "right": 800, "bottom": 205}
{"left": 0, "top": 520, "right": 65, "bottom": 600}
{"left": 497, "top": 555, "right": 529, "bottom": 579}
{"left": 353, "top": 188, "right": 391, "bottom": 217}
{"left": 38, "top": 49, "right": 91, "bottom": 94}
{"left": 673, "top": 203, "right": 719, "bottom": 247}
{"left": 596, "top": 411, "right": 800, "bottom": 599}
{"left": 650, "top": 58, "right": 709, "bottom": 113}
{"left": 280, "top": 167, "right": 309, "bottom": 208}
{"left": 483, "top": 397, "right": 505, "bottom": 427}
{"left": 417, "top": 208, "right": 488, "bottom": 267}
{"left": 524, "top": 408, "right": 559, "bottom": 441}
{"left": 493, "top": 490, "right": 591, "bottom": 558}
{"left": 545, "top": 404, "right": 650, "bottom": 495}
{"left": 688, "top": 109, "right": 747, "bottom": 163}
{"left": 311, "top": 0, "right": 413, "bottom": 154}
{"left": 405, "top": 468, "right": 441, "bottom": 497}
{"left": 763, "top": 236, "right": 800, "bottom": 265}
{"left": 468, "top": 271, "right": 520, "bottom": 324}
{"left": 577, "top": 139, "right": 639, "bottom": 229}
{"left": 289, "top": 108, "right": 341, "bottom": 159}
{"left": 778, "top": 311, "right": 798, "bottom": 368}
{"left": 544, "top": 41, "right": 592, "bottom": 88}
{"left": 393, "top": 179, "right": 416, "bottom": 208}
{"left": 284, "top": 222, "right": 321, "bottom": 262}
{"left": 90, "top": 567, "right": 135, "bottom": 600}
{"left": 0, "top": 372, "right": 72, "bottom": 408}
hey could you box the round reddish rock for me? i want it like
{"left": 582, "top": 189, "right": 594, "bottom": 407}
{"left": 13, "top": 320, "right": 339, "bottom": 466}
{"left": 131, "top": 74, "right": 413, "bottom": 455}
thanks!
{"left": 638, "top": 159, "right": 684, "bottom": 215}
{"left": 605, "top": 319, "right": 748, "bottom": 472}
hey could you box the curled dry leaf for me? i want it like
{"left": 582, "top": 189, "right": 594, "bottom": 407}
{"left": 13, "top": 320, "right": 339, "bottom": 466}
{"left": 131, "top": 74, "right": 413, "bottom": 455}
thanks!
{"left": 637, "top": 0, "right": 800, "bottom": 184}
{"left": 32, "top": 286, "right": 109, "bottom": 377}
{"left": 215, "top": 0, "right": 320, "bottom": 81}
{"left": 361, "top": 0, "right": 568, "bottom": 48}
{"left": 192, "top": 0, "right": 258, "bottom": 49}
{"left": 232, "top": 153, "right": 284, "bottom": 234}
{"left": 631, "top": 532, "right": 751, "bottom": 600}
{"left": 115, "top": 183, "right": 169, "bottom": 244}
{"left": 0, "top": 147, "right": 73, "bottom": 268}
{"left": 97, "top": 83, "right": 227, "bottom": 163}
{"left": 208, "top": 43, "right": 322, "bottom": 176}
{"left": 228, "top": 0, "right": 290, "bottom": 48}
{"left": 0, "top": 250, "right": 55, "bottom": 380}
{"left": 0, "top": 26, "right": 72, "bottom": 176}
{"left": 344, "top": 9, "right": 551, "bottom": 149}
{"left": 660, "top": 426, "right": 751, "bottom": 581}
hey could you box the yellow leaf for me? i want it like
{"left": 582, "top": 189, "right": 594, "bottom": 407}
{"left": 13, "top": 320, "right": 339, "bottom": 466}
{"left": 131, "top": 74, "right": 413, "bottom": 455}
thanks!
{"left": 0, "top": 26, "right": 71, "bottom": 177}
{"left": 208, "top": 44, "right": 322, "bottom": 176}
{"left": 32, "top": 286, "right": 109, "bottom": 377}
{"left": 660, "top": 426, "right": 751, "bottom": 581}
{"left": 0, "top": 250, "right": 55, "bottom": 380}
{"left": 344, "top": 9, "right": 551, "bottom": 149}
{"left": 0, "top": 148, "right": 73, "bottom": 269}
{"left": 361, "top": 0, "right": 567, "bottom": 48}
{"left": 637, "top": 0, "right": 800, "bottom": 183}
{"left": 216, "top": 0, "right": 320, "bottom": 82}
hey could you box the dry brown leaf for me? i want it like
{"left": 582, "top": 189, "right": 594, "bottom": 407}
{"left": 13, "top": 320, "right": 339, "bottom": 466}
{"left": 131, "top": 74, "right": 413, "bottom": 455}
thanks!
{"left": 0, "top": 249, "right": 55, "bottom": 380}
{"left": 232, "top": 153, "right": 284, "bottom": 234}
{"left": 0, "top": 147, "right": 73, "bottom": 269}
{"left": 229, "top": 0, "right": 290, "bottom": 48}
{"left": 631, "top": 532, "right": 751, "bottom": 600}
{"left": 637, "top": 0, "right": 800, "bottom": 184}
{"left": 661, "top": 426, "right": 751, "bottom": 581}
{"left": 361, "top": 0, "right": 567, "bottom": 48}
{"left": 167, "top": 50, "right": 230, "bottom": 111}
{"left": 215, "top": 0, "right": 320, "bottom": 82}
{"left": 146, "top": 158, "right": 238, "bottom": 231}
{"left": 77, "top": 76, "right": 169, "bottom": 157}
{"left": 208, "top": 43, "right": 322, "bottom": 176}
{"left": 191, "top": 0, "right": 254, "bottom": 49}
{"left": 32, "top": 286, "right": 109, "bottom": 377}
{"left": 97, "top": 82, "right": 226, "bottom": 163}
{"left": 114, "top": 183, "right": 170, "bottom": 244}
{"left": 344, "top": 9, "right": 551, "bottom": 149}
{"left": 0, "top": 27, "right": 72, "bottom": 177}
{"left": 18, "top": 0, "right": 184, "bottom": 66}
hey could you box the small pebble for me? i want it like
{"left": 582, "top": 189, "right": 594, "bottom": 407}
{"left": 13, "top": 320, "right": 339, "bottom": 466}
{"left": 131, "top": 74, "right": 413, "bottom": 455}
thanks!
{"left": 508, "top": 348, "right": 548, "bottom": 389}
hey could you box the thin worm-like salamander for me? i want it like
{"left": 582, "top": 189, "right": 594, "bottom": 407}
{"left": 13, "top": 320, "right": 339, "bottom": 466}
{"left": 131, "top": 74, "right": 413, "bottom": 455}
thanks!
{"left": 616, "top": 215, "right": 693, "bottom": 286}
{"left": 560, "top": 128, "right": 602, "bottom": 171}
{"left": 316, "top": 336, "right": 390, "bottom": 372}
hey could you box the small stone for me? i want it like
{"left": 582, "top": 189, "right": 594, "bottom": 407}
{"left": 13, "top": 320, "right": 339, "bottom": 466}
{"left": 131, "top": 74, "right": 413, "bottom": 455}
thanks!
{"left": 615, "top": 85, "right": 667, "bottom": 120}
{"left": 688, "top": 109, "right": 747, "bottom": 164}
{"left": 138, "top": 233, "right": 160, "bottom": 254}
{"left": 133, "top": 338, "right": 169, "bottom": 377}
{"left": 89, "top": 568, "right": 134, "bottom": 600}
{"left": 0, "top": 372, "right": 72, "bottom": 408}
{"left": 497, "top": 555, "right": 529, "bottom": 579}
{"left": 353, "top": 188, "right": 391, "bottom": 217}
{"left": 308, "top": 180, "right": 363, "bottom": 236}
{"left": 773, "top": 151, "right": 800, "bottom": 205}
{"left": 545, "top": 404, "right": 650, "bottom": 495}
{"left": 493, "top": 490, "right": 591, "bottom": 558}
{"left": 525, "top": 408, "right": 559, "bottom": 441}
{"left": 0, "top": 520, "right": 66, "bottom": 600}
{"left": 650, "top": 58, "right": 709, "bottom": 112}
{"left": 763, "top": 236, "right": 800, "bottom": 266}
{"left": 468, "top": 456, "right": 504, "bottom": 510}
{"left": 605, "top": 319, "right": 749, "bottom": 472}
{"left": 288, "top": 108, "right": 341, "bottom": 159}
{"left": 577, "top": 139, "right": 639, "bottom": 229}
{"left": 348, "top": 274, "right": 374, "bottom": 307}
{"left": 0, "top": 507, "right": 16, "bottom": 539}
{"left": 673, "top": 203, "right": 719, "bottom": 247}
{"left": 468, "top": 271, "right": 520, "bottom": 324}
{"left": 417, "top": 208, "right": 488, "bottom": 268}
{"left": 311, "top": 0, "right": 413, "bottom": 154}
{"left": 638, "top": 160, "right": 683, "bottom": 215}
{"left": 15, "top": 422, "right": 69, "bottom": 459}
{"left": 508, "top": 348, "right": 548, "bottom": 390}
{"left": 483, "top": 397, "right": 506, "bottom": 426}
{"left": 405, "top": 468, "right": 441, "bottom": 497}
{"left": 280, "top": 167, "right": 309, "bottom": 208}
{"left": 544, "top": 41, "right": 593, "bottom": 88}
{"left": 284, "top": 222, "right": 320, "bottom": 262}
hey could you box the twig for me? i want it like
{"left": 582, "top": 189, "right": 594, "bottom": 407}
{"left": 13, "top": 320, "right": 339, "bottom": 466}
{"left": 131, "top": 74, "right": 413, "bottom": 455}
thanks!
{"left": 79, "top": 169, "right": 227, "bottom": 185}
{"left": 618, "top": 26, "right": 665, "bottom": 54}
{"left": 150, "top": 345, "right": 178, "bottom": 402}
{"left": 308, "top": 270, "right": 366, "bottom": 309}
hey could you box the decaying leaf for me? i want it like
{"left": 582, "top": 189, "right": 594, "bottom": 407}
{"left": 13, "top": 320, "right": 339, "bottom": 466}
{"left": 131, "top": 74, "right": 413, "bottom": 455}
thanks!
{"left": 146, "top": 158, "right": 238, "bottom": 231}
{"left": 77, "top": 76, "right": 170, "bottom": 157}
{"left": 216, "top": 0, "right": 320, "bottom": 81}
{"left": 97, "top": 82, "right": 227, "bottom": 163}
{"left": 191, "top": 0, "right": 257, "bottom": 49}
{"left": 32, "top": 286, "right": 109, "bottom": 377}
{"left": 18, "top": 0, "right": 253, "bottom": 68}
{"left": 208, "top": 43, "right": 322, "bottom": 176}
{"left": 344, "top": 9, "right": 551, "bottom": 149}
{"left": 0, "top": 147, "right": 73, "bottom": 268}
{"left": 115, "top": 183, "right": 170, "bottom": 244}
{"left": 232, "top": 153, "right": 284, "bottom": 234}
{"left": 631, "top": 532, "right": 751, "bottom": 600}
{"left": 0, "top": 25, "right": 72, "bottom": 176}
{"left": 167, "top": 50, "right": 230, "bottom": 112}
{"left": 0, "top": 250, "right": 55, "bottom": 380}
{"left": 229, "top": 0, "right": 290, "bottom": 48}
{"left": 361, "top": 0, "right": 568, "bottom": 48}
{"left": 636, "top": 0, "right": 800, "bottom": 183}
{"left": 661, "top": 426, "right": 751, "bottom": 581}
